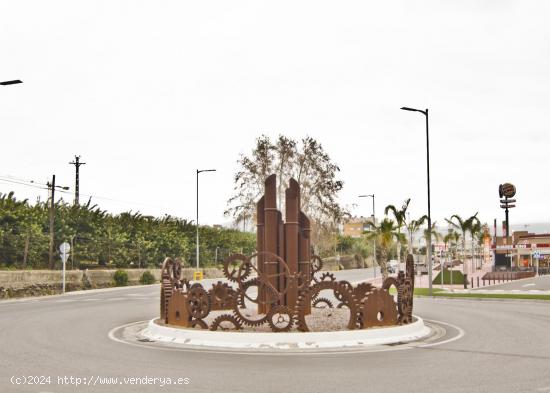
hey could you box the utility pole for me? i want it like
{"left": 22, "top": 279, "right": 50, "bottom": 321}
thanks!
{"left": 48, "top": 175, "right": 56, "bottom": 269}
{"left": 69, "top": 155, "right": 86, "bottom": 205}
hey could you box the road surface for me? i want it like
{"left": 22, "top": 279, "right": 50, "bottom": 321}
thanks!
{"left": 1, "top": 272, "right": 549, "bottom": 393}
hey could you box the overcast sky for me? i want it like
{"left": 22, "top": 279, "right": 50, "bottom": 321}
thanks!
{"left": 1, "top": 1, "right": 549, "bottom": 231}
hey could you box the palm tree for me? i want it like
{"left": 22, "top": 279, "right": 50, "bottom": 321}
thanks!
{"left": 384, "top": 199, "right": 410, "bottom": 264}
{"left": 445, "top": 213, "right": 478, "bottom": 275}
{"left": 364, "top": 218, "right": 402, "bottom": 280}
{"left": 405, "top": 214, "right": 428, "bottom": 257}
{"left": 469, "top": 218, "right": 481, "bottom": 271}
{"left": 423, "top": 221, "right": 441, "bottom": 266}
{"left": 443, "top": 229, "right": 460, "bottom": 288}
{"left": 445, "top": 215, "right": 467, "bottom": 272}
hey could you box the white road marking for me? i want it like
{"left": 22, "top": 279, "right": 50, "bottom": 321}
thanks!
{"left": 55, "top": 299, "right": 76, "bottom": 303}
{"left": 522, "top": 283, "right": 536, "bottom": 287}
{"left": 81, "top": 298, "right": 101, "bottom": 301}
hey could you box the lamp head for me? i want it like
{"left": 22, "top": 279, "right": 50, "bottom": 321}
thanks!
{"left": 0, "top": 80, "right": 23, "bottom": 85}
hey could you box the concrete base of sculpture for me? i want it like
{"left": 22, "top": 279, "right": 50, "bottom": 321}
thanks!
{"left": 141, "top": 316, "right": 431, "bottom": 350}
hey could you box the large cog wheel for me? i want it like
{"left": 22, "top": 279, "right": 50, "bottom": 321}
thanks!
{"left": 209, "top": 314, "right": 242, "bottom": 331}
{"left": 295, "top": 281, "right": 358, "bottom": 332}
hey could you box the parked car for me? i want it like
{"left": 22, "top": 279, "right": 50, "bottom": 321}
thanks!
{"left": 388, "top": 260, "right": 399, "bottom": 273}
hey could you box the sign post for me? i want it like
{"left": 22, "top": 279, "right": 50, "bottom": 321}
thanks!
{"left": 533, "top": 251, "right": 541, "bottom": 276}
{"left": 59, "top": 242, "right": 71, "bottom": 293}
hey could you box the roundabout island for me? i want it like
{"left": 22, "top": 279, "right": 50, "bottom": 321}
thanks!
{"left": 145, "top": 174, "right": 428, "bottom": 353}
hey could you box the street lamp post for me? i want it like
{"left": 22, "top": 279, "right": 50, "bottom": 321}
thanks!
{"left": 0, "top": 80, "right": 23, "bottom": 86}
{"left": 196, "top": 169, "right": 216, "bottom": 270}
{"left": 359, "top": 194, "right": 376, "bottom": 279}
{"left": 401, "top": 106, "right": 433, "bottom": 296}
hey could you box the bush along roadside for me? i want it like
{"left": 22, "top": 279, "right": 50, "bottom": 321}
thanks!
{"left": 139, "top": 271, "right": 156, "bottom": 285}
{"left": 113, "top": 270, "right": 129, "bottom": 287}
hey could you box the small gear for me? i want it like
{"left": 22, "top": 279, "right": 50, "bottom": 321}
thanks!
{"left": 319, "top": 272, "right": 336, "bottom": 282}
{"left": 312, "top": 297, "right": 333, "bottom": 308}
{"left": 186, "top": 285, "right": 210, "bottom": 320}
{"left": 223, "top": 253, "right": 252, "bottom": 282}
{"left": 189, "top": 319, "right": 208, "bottom": 329}
{"left": 211, "top": 281, "right": 232, "bottom": 302}
{"left": 267, "top": 305, "right": 294, "bottom": 332}
{"left": 335, "top": 280, "right": 353, "bottom": 301}
{"left": 311, "top": 255, "right": 323, "bottom": 274}
{"left": 209, "top": 314, "right": 242, "bottom": 331}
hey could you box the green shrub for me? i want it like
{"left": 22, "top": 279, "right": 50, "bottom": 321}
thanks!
{"left": 139, "top": 271, "right": 156, "bottom": 285}
{"left": 113, "top": 269, "right": 129, "bottom": 287}
{"left": 433, "top": 269, "right": 464, "bottom": 285}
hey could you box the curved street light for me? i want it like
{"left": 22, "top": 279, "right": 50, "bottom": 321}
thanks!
{"left": 401, "top": 106, "right": 432, "bottom": 295}
{"left": 196, "top": 169, "right": 216, "bottom": 270}
{"left": 359, "top": 194, "right": 377, "bottom": 279}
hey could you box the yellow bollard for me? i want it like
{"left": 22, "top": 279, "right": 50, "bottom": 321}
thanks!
{"left": 193, "top": 271, "right": 204, "bottom": 281}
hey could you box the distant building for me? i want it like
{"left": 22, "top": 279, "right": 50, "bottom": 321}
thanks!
{"left": 492, "top": 231, "right": 550, "bottom": 272}
{"left": 342, "top": 216, "right": 375, "bottom": 238}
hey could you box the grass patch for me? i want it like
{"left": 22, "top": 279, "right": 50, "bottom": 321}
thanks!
{"left": 432, "top": 269, "right": 464, "bottom": 285}
{"left": 388, "top": 287, "right": 444, "bottom": 295}
{"left": 388, "top": 287, "right": 550, "bottom": 300}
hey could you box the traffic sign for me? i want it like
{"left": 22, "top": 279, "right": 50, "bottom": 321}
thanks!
{"left": 59, "top": 242, "right": 70, "bottom": 294}
{"left": 61, "top": 252, "right": 70, "bottom": 263}
{"left": 59, "top": 242, "right": 71, "bottom": 254}
{"left": 533, "top": 251, "right": 541, "bottom": 259}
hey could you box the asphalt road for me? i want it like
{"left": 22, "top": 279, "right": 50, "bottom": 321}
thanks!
{"left": 474, "top": 274, "right": 550, "bottom": 291}
{"left": 1, "top": 273, "right": 549, "bottom": 393}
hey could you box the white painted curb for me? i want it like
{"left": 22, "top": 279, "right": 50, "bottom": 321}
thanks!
{"left": 141, "top": 317, "right": 431, "bottom": 350}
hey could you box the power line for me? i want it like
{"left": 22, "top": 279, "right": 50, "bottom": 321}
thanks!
{"left": 0, "top": 175, "right": 171, "bottom": 211}
{"left": 0, "top": 178, "right": 48, "bottom": 191}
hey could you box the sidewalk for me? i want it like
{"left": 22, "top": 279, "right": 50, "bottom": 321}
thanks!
{"left": 360, "top": 259, "right": 496, "bottom": 291}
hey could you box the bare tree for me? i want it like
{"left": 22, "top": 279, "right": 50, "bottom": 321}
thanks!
{"left": 225, "top": 135, "right": 346, "bottom": 254}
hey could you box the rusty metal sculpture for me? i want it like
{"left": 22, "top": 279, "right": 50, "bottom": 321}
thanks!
{"left": 160, "top": 174, "right": 415, "bottom": 332}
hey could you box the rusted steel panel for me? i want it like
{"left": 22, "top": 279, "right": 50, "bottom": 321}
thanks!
{"left": 284, "top": 179, "right": 299, "bottom": 308}
{"left": 256, "top": 196, "right": 266, "bottom": 314}
{"left": 263, "top": 175, "right": 279, "bottom": 313}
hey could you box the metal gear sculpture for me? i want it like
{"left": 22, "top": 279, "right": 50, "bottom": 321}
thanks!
{"left": 161, "top": 174, "right": 415, "bottom": 332}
